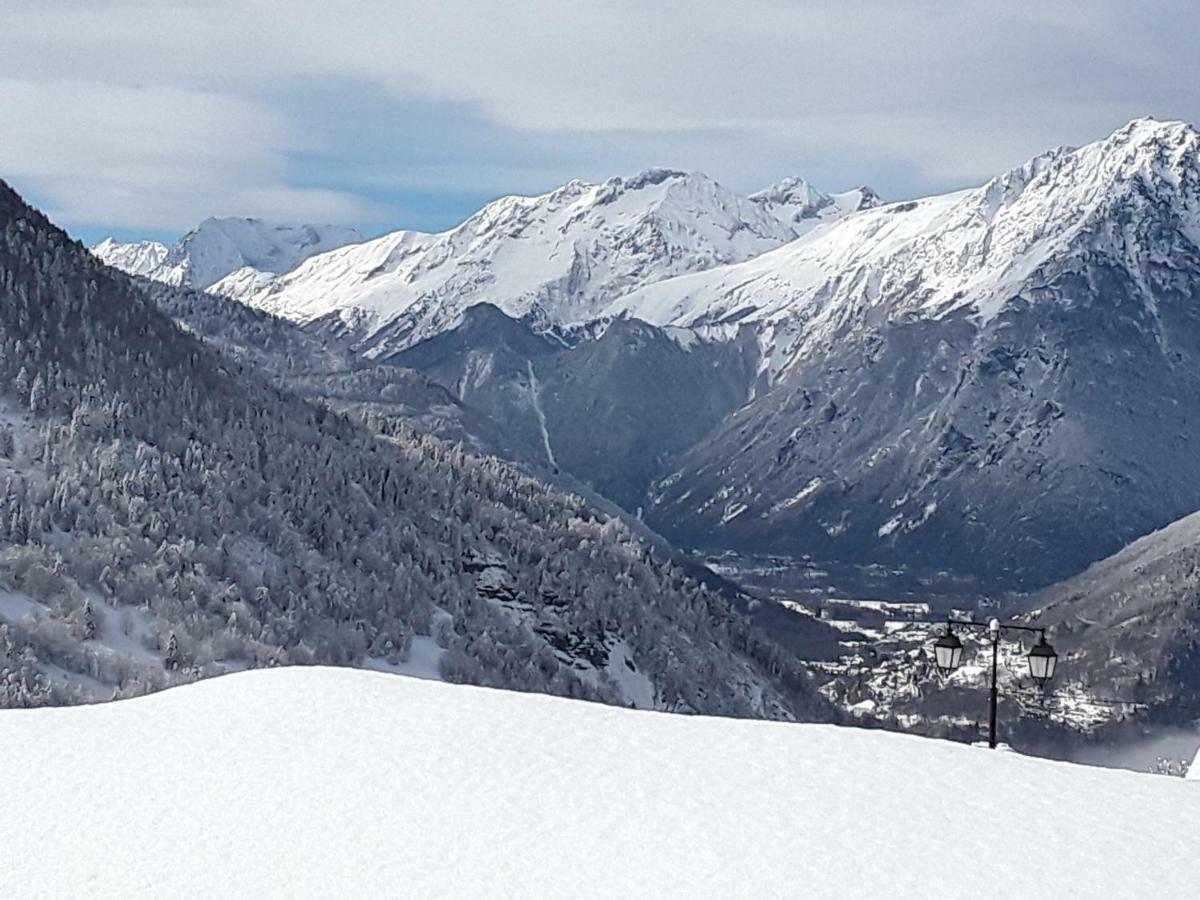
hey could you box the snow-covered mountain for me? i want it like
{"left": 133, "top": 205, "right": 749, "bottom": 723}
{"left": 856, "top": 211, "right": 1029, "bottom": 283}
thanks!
{"left": 93, "top": 217, "right": 363, "bottom": 290}
{"left": 228, "top": 170, "right": 875, "bottom": 355}
{"left": 614, "top": 119, "right": 1198, "bottom": 373}
{"left": 631, "top": 117, "right": 1200, "bottom": 588}
{"left": 4, "top": 666, "right": 1198, "bottom": 897}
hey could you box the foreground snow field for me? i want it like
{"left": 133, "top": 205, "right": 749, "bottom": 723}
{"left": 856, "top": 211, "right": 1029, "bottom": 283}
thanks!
{"left": 2, "top": 669, "right": 1197, "bottom": 898}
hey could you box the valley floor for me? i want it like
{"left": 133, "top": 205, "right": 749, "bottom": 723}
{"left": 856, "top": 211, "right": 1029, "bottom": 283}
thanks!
{"left": 1, "top": 667, "right": 1197, "bottom": 897}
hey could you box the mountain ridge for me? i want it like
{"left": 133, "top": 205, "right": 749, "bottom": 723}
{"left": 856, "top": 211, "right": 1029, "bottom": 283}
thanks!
{"left": 616, "top": 117, "right": 1200, "bottom": 380}
{"left": 206, "top": 169, "right": 877, "bottom": 355}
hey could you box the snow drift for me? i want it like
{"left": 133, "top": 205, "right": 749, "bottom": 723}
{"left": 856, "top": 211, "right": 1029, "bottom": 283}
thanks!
{"left": 2, "top": 667, "right": 1196, "bottom": 897}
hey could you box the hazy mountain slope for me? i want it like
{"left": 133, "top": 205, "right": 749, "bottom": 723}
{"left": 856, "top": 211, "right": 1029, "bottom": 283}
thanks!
{"left": 534, "top": 318, "right": 759, "bottom": 510}
{"left": 129, "top": 278, "right": 530, "bottom": 462}
{"left": 230, "top": 170, "right": 870, "bottom": 355}
{"left": 631, "top": 118, "right": 1200, "bottom": 589}
{"left": 389, "top": 308, "right": 761, "bottom": 510}
{"left": 5, "top": 667, "right": 1198, "bottom": 897}
{"left": 94, "top": 217, "right": 363, "bottom": 290}
{"left": 1030, "top": 509, "right": 1200, "bottom": 724}
{"left": 383, "top": 304, "right": 563, "bottom": 464}
{"left": 136, "top": 277, "right": 350, "bottom": 376}
{"left": 0, "top": 178, "right": 828, "bottom": 720}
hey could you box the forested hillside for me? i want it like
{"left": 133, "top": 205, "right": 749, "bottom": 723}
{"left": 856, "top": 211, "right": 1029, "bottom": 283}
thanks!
{"left": 0, "top": 180, "right": 827, "bottom": 721}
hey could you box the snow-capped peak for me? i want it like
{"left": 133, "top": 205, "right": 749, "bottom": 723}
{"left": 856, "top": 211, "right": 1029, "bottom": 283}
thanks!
{"left": 597, "top": 167, "right": 690, "bottom": 198}
{"left": 749, "top": 175, "right": 830, "bottom": 213}
{"left": 92, "top": 237, "right": 169, "bottom": 278}
{"left": 830, "top": 185, "right": 882, "bottom": 213}
{"left": 93, "top": 217, "right": 365, "bottom": 291}
{"left": 749, "top": 176, "right": 881, "bottom": 232}
{"left": 612, "top": 117, "right": 1200, "bottom": 380}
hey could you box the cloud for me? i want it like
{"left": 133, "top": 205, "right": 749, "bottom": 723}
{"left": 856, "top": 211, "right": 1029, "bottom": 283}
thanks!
{"left": 0, "top": 77, "right": 382, "bottom": 232}
{"left": 1, "top": 0, "right": 1198, "bottom": 239}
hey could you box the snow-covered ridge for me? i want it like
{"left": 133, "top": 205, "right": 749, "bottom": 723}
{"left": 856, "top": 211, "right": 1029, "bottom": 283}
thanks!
{"left": 3, "top": 666, "right": 1196, "bottom": 897}
{"left": 93, "top": 217, "right": 364, "bottom": 290}
{"left": 614, "top": 117, "right": 1200, "bottom": 381}
{"left": 225, "top": 169, "right": 875, "bottom": 355}
{"left": 92, "top": 237, "right": 169, "bottom": 278}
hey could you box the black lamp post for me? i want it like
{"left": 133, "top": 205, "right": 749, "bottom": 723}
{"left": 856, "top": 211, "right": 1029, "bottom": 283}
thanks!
{"left": 931, "top": 617, "right": 1058, "bottom": 749}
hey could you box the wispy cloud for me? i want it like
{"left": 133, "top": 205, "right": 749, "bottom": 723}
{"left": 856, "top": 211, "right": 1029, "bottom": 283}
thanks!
{"left": 1, "top": 0, "right": 1197, "bottom": 241}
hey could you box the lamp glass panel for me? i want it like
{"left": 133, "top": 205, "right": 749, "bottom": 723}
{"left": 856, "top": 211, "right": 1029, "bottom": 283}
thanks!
{"left": 1028, "top": 644, "right": 1057, "bottom": 683}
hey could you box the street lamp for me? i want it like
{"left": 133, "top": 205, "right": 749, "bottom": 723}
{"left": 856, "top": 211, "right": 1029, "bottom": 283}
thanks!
{"left": 929, "top": 617, "right": 1058, "bottom": 749}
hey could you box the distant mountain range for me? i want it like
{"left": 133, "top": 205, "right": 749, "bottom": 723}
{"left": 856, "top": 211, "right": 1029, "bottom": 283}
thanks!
{"left": 217, "top": 171, "right": 877, "bottom": 357}
{"left": 92, "top": 119, "right": 1200, "bottom": 595}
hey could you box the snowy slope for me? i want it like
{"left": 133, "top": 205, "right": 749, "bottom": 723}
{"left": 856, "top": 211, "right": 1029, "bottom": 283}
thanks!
{"left": 94, "top": 217, "right": 363, "bottom": 290}
{"left": 231, "top": 170, "right": 870, "bottom": 355}
{"left": 615, "top": 117, "right": 1200, "bottom": 381}
{"left": 1, "top": 666, "right": 1197, "bottom": 897}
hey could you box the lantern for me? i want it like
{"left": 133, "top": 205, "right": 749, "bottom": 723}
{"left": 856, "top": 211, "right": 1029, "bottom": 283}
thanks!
{"left": 933, "top": 625, "right": 963, "bottom": 674}
{"left": 1027, "top": 635, "right": 1058, "bottom": 687}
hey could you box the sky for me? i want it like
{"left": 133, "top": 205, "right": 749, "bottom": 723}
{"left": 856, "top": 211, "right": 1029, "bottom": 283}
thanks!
{"left": 2, "top": 0, "right": 1198, "bottom": 246}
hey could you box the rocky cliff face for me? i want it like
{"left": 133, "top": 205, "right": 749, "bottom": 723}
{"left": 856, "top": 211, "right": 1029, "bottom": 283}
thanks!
{"left": 631, "top": 118, "right": 1200, "bottom": 589}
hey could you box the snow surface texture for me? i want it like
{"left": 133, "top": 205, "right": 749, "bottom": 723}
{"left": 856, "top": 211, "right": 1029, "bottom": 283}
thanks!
{"left": 3, "top": 667, "right": 1197, "bottom": 898}
{"left": 222, "top": 171, "right": 875, "bottom": 355}
{"left": 93, "top": 217, "right": 363, "bottom": 290}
